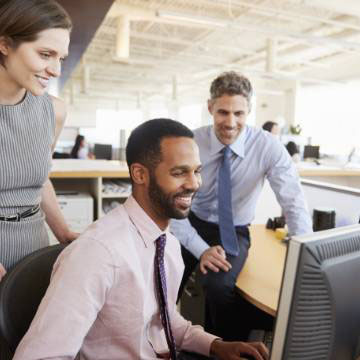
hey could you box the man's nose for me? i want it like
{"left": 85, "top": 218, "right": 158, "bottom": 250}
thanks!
{"left": 223, "top": 113, "right": 237, "bottom": 128}
{"left": 185, "top": 172, "right": 201, "bottom": 191}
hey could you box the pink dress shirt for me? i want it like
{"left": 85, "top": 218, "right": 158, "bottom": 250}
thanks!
{"left": 13, "top": 196, "right": 217, "bottom": 360}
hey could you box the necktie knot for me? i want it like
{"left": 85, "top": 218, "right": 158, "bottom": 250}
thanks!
{"left": 223, "top": 146, "right": 232, "bottom": 159}
{"left": 156, "top": 234, "right": 166, "bottom": 252}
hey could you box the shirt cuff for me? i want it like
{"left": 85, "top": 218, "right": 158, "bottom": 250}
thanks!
{"left": 191, "top": 331, "right": 220, "bottom": 357}
{"left": 188, "top": 237, "right": 210, "bottom": 259}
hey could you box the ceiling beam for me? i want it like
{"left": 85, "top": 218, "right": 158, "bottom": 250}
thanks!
{"left": 57, "top": 0, "right": 114, "bottom": 89}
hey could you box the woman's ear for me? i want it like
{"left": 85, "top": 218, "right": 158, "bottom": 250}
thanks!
{"left": 0, "top": 36, "right": 11, "bottom": 56}
{"left": 130, "top": 163, "right": 149, "bottom": 185}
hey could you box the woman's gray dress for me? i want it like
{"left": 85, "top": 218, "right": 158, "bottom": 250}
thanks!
{"left": 0, "top": 91, "right": 55, "bottom": 270}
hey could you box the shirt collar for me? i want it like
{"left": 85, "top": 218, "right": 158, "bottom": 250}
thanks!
{"left": 123, "top": 195, "right": 169, "bottom": 248}
{"left": 210, "top": 125, "right": 247, "bottom": 159}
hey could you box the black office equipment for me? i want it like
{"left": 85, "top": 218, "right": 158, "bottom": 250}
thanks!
{"left": 267, "top": 224, "right": 360, "bottom": 359}
{"left": 313, "top": 207, "right": 336, "bottom": 231}
{"left": 303, "top": 145, "right": 320, "bottom": 160}
{"left": 94, "top": 143, "right": 112, "bottom": 160}
{"left": 52, "top": 151, "right": 71, "bottom": 159}
{"left": 266, "top": 216, "right": 286, "bottom": 231}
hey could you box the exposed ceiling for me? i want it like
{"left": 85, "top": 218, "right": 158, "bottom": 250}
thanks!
{"left": 61, "top": 0, "right": 360, "bottom": 110}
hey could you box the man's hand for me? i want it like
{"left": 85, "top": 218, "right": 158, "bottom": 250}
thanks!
{"left": 0, "top": 263, "right": 7, "bottom": 281}
{"left": 199, "top": 246, "right": 232, "bottom": 274}
{"left": 210, "top": 339, "right": 269, "bottom": 360}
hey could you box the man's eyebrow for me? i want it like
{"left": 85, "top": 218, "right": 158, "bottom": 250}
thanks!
{"left": 170, "top": 165, "right": 189, "bottom": 171}
{"left": 170, "top": 165, "right": 202, "bottom": 172}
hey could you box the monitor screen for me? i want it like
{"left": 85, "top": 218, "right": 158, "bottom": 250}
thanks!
{"left": 94, "top": 143, "right": 112, "bottom": 160}
{"left": 271, "top": 224, "right": 360, "bottom": 359}
{"left": 303, "top": 145, "right": 320, "bottom": 159}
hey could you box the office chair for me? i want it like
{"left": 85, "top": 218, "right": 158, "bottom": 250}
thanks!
{"left": 0, "top": 244, "right": 66, "bottom": 354}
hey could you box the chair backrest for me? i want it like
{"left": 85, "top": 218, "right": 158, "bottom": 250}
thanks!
{"left": 0, "top": 244, "right": 66, "bottom": 352}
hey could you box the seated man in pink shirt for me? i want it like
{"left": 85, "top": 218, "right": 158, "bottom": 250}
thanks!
{"left": 14, "top": 118, "right": 268, "bottom": 360}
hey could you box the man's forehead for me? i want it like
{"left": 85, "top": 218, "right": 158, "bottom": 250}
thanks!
{"left": 159, "top": 137, "right": 200, "bottom": 163}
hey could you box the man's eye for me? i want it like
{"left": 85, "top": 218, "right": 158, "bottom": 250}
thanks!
{"left": 40, "top": 53, "right": 51, "bottom": 59}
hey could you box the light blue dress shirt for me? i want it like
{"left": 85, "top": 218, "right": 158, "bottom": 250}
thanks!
{"left": 171, "top": 125, "right": 312, "bottom": 259}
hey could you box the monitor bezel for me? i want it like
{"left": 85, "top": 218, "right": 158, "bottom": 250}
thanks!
{"left": 271, "top": 224, "right": 360, "bottom": 359}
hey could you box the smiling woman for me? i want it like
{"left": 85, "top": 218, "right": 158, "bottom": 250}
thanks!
{"left": 0, "top": 0, "right": 78, "bottom": 285}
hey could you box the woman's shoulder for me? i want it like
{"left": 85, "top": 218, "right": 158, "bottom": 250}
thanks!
{"left": 49, "top": 95, "right": 66, "bottom": 126}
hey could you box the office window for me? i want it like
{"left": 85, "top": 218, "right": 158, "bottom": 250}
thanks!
{"left": 296, "top": 83, "right": 360, "bottom": 156}
{"left": 81, "top": 109, "right": 143, "bottom": 147}
{"left": 179, "top": 104, "right": 202, "bottom": 129}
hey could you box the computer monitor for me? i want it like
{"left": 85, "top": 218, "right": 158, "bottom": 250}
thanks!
{"left": 94, "top": 143, "right": 112, "bottom": 160}
{"left": 303, "top": 145, "right": 320, "bottom": 160}
{"left": 271, "top": 224, "right": 360, "bottom": 359}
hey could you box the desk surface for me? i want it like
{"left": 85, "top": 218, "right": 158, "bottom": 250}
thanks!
{"left": 50, "top": 159, "right": 129, "bottom": 178}
{"left": 49, "top": 160, "right": 360, "bottom": 178}
{"left": 236, "top": 225, "right": 287, "bottom": 317}
{"left": 297, "top": 162, "right": 360, "bottom": 176}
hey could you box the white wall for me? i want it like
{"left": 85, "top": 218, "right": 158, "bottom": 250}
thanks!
{"left": 255, "top": 93, "right": 285, "bottom": 128}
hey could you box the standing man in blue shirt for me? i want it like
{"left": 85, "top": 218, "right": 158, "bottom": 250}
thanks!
{"left": 171, "top": 71, "right": 312, "bottom": 341}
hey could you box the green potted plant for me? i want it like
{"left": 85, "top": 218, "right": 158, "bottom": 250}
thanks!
{"left": 289, "top": 124, "right": 302, "bottom": 135}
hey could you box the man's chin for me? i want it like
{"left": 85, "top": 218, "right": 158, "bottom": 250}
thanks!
{"left": 172, "top": 207, "right": 191, "bottom": 220}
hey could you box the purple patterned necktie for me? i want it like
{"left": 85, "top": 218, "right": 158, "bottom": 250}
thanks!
{"left": 154, "top": 234, "right": 177, "bottom": 360}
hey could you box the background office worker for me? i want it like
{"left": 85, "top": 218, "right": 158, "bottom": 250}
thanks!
{"left": 0, "top": 0, "right": 78, "bottom": 280}
{"left": 14, "top": 119, "right": 268, "bottom": 360}
{"left": 70, "top": 134, "right": 94, "bottom": 159}
{"left": 171, "top": 71, "right": 312, "bottom": 340}
{"left": 262, "top": 121, "right": 280, "bottom": 136}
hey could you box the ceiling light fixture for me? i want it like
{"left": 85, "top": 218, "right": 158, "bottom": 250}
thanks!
{"left": 116, "top": 15, "right": 130, "bottom": 59}
{"left": 156, "top": 10, "right": 227, "bottom": 28}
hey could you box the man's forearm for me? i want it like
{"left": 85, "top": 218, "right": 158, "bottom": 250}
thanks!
{"left": 170, "top": 218, "right": 209, "bottom": 258}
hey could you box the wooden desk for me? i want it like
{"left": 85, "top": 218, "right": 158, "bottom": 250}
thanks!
{"left": 50, "top": 159, "right": 129, "bottom": 178}
{"left": 236, "top": 225, "right": 287, "bottom": 317}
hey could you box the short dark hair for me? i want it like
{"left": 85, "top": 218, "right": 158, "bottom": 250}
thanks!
{"left": 0, "top": 0, "right": 72, "bottom": 66}
{"left": 126, "top": 118, "right": 194, "bottom": 176}
{"left": 262, "top": 121, "right": 278, "bottom": 133}
{"left": 210, "top": 71, "right": 253, "bottom": 108}
{"left": 286, "top": 141, "right": 299, "bottom": 157}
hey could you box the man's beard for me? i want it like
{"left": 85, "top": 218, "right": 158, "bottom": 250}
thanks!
{"left": 148, "top": 174, "right": 193, "bottom": 220}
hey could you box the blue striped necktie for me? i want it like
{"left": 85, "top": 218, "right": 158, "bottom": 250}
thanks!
{"left": 154, "top": 234, "right": 177, "bottom": 360}
{"left": 218, "top": 146, "right": 239, "bottom": 256}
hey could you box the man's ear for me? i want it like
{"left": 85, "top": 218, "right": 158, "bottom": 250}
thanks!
{"left": 0, "top": 36, "right": 11, "bottom": 56}
{"left": 130, "top": 163, "right": 149, "bottom": 185}
{"left": 207, "top": 99, "right": 214, "bottom": 115}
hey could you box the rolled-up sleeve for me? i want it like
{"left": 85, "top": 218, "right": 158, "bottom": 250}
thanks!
{"left": 266, "top": 142, "right": 312, "bottom": 236}
{"left": 170, "top": 218, "right": 209, "bottom": 259}
{"left": 169, "top": 303, "right": 218, "bottom": 356}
